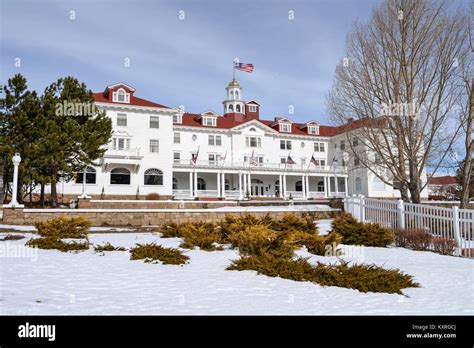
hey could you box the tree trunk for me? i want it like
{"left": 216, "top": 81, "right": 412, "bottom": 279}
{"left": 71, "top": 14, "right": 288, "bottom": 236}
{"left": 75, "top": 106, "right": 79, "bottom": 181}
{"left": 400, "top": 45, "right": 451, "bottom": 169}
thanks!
{"left": 40, "top": 183, "right": 45, "bottom": 207}
{"left": 460, "top": 78, "right": 473, "bottom": 209}
{"left": 399, "top": 186, "right": 410, "bottom": 202}
{"left": 50, "top": 171, "right": 57, "bottom": 208}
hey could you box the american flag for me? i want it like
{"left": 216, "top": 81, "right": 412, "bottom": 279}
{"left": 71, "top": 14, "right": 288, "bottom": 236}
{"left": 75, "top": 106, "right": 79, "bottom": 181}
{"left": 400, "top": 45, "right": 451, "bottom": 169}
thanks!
{"left": 191, "top": 147, "right": 200, "bottom": 165}
{"left": 310, "top": 155, "right": 320, "bottom": 166}
{"left": 286, "top": 154, "right": 296, "bottom": 165}
{"left": 250, "top": 150, "right": 257, "bottom": 166}
{"left": 235, "top": 62, "right": 254, "bottom": 73}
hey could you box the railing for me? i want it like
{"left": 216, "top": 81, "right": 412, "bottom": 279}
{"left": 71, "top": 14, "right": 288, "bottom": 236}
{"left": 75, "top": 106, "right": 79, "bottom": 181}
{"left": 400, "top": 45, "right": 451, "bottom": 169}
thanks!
{"left": 172, "top": 189, "right": 191, "bottom": 198}
{"left": 344, "top": 195, "right": 473, "bottom": 258}
{"left": 173, "top": 159, "right": 348, "bottom": 174}
{"left": 105, "top": 147, "right": 141, "bottom": 158}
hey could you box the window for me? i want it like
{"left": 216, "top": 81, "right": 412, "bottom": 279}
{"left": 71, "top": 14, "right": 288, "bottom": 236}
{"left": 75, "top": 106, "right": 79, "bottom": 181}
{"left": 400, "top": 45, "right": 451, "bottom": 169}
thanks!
{"left": 172, "top": 177, "right": 178, "bottom": 190}
{"left": 249, "top": 105, "right": 257, "bottom": 112}
{"left": 173, "top": 115, "right": 182, "bottom": 124}
{"left": 173, "top": 152, "right": 180, "bottom": 164}
{"left": 112, "top": 137, "right": 130, "bottom": 150}
{"left": 208, "top": 135, "right": 222, "bottom": 146}
{"left": 372, "top": 176, "right": 385, "bottom": 191}
{"left": 340, "top": 140, "right": 345, "bottom": 150}
{"left": 355, "top": 177, "right": 362, "bottom": 193}
{"left": 308, "top": 126, "right": 319, "bottom": 134}
{"left": 301, "top": 158, "right": 306, "bottom": 166}
{"left": 117, "top": 113, "right": 127, "bottom": 126}
{"left": 197, "top": 178, "right": 206, "bottom": 190}
{"left": 393, "top": 179, "right": 402, "bottom": 189}
{"left": 246, "top": 136, "right": 261, "bottom": 148}
{"left": 301, "top": 142, "right": 305, "bottom": 148}
{"left": 76, "top": 166, "right": 96, "bottom": 184}
{"left": 144, "top": 168, "right": 163, "bottom": 185}
{"left": 203, "top": 117, "right": 216, "bottom": 126}
{"left": 113, "top": 89, "right": 130, "bottom": 103}
{"left": 174, "top": 132, "right": 180, "bottom": 144}
{"left": 374, "top": 154, "right": 382, "bottom": 164}
{"left": 354, "top": 157, "right": 360, "bottom": 166}
{"left": 244, "top": 155, "right": 264, "bottom": 165}
{"left": 317, "top": 181, "right": 325, "bottom": 192}
{"left": 314, "top": 142, "right": 325, "bottom": 152}
{"left": 279, "top": 123, "right": 291, "bottom": 132}
{"left": 295, "top": 181, "right": 303, "bottom": 192}
{"left": 208, "top": 154, "right": 218, "bottom": 165}
{"left": 229, "top": 105, "right": 234, "bottom": 112}
{"left": 236, "top": 105, "right": 241, "bottom": 113}
{"left": 280, "top": 157, "right": 287, "bottom": 164}
{"left": 320, "top": 160, "right": 326, "bottom": 166}
{"left": 110, "top": 167, "right": 130, "bottom": 185}
{"left": 352, "top": 137, "right": 359, "bottom": 146}
{"left": 280, "top": 140, "right": 292, "bottom": 150}
{"left": 149, "top": 116, "right": 159, "bottom": 128}
{"left": 149, "top": 139, "right": 159, "bottom": 153}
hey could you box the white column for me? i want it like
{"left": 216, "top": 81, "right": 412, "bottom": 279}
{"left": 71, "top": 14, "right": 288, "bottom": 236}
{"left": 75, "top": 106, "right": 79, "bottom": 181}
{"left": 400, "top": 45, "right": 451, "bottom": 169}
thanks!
{"left": 334, "top": 173, "right": 339, "bottom": 197}
{"left": 221, "top": 172, "right": 226, "bottom": 198}
{"left": 301, "top": 175, "right": 306, "bottom": 198}
{"left": 238, "top": 172, "right": 243, "bottom": 199}
{"left": 189, "top": 172, "right": 193, "bottom": 197}
{"left": 243, "top": 173, "right": 247, "bottom": 197}
{"left": 8, "top": 153, "right": 22, "bottom": 208}
{"left": 344, "top": 177, "right": 348, "bottom": 195}
{"left": 305, "top": 175, "right": 310, "bottom": 198}
{"left": 194, "top": 172, "right": 198, "bottom": 197}
{"left": 217, "top": 172, "right": 221, "bottom": 197}
{"left": 247, "top": 172, "right": 252, "bottom": 197}
{"left": 279, "top": 174, "right": 283, "bottom": 197}
{"left": 283, "top": 174, "right": 287, "bottom": 198}
{"left": 324, "top": 176, "right": 328, "bottom": 198}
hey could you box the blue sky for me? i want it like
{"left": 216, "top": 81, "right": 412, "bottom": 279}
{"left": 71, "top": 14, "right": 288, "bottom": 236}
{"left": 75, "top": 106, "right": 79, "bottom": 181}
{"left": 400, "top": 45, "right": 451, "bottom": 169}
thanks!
{"left": 1, "top": 0, "right": 382, "bottom": 124}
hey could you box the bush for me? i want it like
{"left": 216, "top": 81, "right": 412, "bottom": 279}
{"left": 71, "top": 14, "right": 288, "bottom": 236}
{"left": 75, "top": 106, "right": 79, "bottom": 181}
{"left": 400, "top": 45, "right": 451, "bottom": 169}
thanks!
{"left": 393, "top": 228, "right": 432, "bottom": 251}
{"left": 1, "top": 234, "right": 25, "bottom": 241}
{"left": 228, "top": 225, "right": 296, "bottom": 258}
{"left": 35, "top": 217, "right": 90, "bottom": 239}
{"left": 179, "top": 223, "right": 223, "bottom": 251}
{"left": 270, "top": 213, "right": 317, "bottom": 234}
{"left": 26, "top": 237, "right": 89, "bottom": 252}
{"left": 158, "top": 222, "right": 183, "bottom": 238}
{"left": 94, "top": 242, "right": 126, "bottom": 252}
{"left": 330, "top": 213, "right": 394, "bottom": 247}
{"left": 130, "top": 243, "right": 189, "bottom": 265}
{"left": 146, "top": 193, "right": 161, "bottom": 200}
{"left": 432, "top": 237, "right": 457, "bottom": 255}
{"left": 296, "top": 232, "right": 343, "bottom": 256}
{"left": 329, "top": 198, "right": 344, "bottom": 210}
{"left": 228, "top": 254, "right": 419, "bottom": 294}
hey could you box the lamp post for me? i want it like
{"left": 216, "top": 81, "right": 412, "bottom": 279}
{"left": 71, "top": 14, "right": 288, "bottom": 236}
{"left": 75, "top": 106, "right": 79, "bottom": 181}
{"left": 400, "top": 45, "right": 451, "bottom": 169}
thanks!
{"left": 78, "top": 166, "right": 91, "bottom": 199}
{"left": 7, "top": 153, "right": 23, "bottom": 208}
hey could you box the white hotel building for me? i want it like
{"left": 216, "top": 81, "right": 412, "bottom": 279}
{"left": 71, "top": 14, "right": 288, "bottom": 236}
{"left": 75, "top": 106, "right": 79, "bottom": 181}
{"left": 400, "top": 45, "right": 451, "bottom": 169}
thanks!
{"left": 63, "top": 80, "right": 427, "bottom": 200}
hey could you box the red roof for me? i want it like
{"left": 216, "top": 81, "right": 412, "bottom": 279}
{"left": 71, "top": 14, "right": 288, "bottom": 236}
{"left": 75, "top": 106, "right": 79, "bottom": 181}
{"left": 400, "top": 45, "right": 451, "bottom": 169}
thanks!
{"left": 428, "top": 176, "right": 457, "bottom": 185}
{"left": 178, "top": 113, "right": 337, "bottom": 136}
{"left": 93, "top": 92, "right": 170, "bottom": 109}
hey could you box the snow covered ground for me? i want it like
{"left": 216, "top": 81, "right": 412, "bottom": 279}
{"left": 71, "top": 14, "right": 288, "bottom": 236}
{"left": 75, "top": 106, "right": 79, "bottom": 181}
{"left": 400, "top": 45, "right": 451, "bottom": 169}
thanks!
{"left": 0, "top": 220, "right": 472, "bottom": 315}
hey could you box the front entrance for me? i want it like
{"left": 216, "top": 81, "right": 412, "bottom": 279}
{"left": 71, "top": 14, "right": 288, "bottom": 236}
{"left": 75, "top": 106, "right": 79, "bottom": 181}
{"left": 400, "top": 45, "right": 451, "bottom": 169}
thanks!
{"left": 251, "top": 179, "right": 265, "bottom": 196}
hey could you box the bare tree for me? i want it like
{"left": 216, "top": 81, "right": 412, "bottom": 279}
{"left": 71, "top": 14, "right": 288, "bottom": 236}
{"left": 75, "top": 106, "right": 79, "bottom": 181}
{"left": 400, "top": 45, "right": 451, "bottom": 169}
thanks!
{"left": 458, "top": 14, "right": 473, "bottom": 208}
{"left": 327, "top": 0, "right": 470, "bottom": 203}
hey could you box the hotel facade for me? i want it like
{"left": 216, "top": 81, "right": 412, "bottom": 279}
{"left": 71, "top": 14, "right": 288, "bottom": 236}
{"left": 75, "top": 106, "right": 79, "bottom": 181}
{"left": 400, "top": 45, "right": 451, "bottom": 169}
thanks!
{"left": 62, "top": 80, "right": 428, "bottom": 200}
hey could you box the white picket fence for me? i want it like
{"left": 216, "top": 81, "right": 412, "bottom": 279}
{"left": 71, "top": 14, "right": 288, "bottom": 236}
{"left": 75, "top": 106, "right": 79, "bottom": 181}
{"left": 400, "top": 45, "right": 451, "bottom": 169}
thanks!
{"left": 344, "top": 195, "right": 474, "bottom": 258}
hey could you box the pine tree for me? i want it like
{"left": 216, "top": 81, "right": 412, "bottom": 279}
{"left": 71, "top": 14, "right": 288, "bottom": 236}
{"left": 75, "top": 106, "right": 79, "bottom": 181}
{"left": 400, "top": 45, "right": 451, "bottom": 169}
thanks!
{"left": 40, "top": 77, "right": 112, "bottom": 207}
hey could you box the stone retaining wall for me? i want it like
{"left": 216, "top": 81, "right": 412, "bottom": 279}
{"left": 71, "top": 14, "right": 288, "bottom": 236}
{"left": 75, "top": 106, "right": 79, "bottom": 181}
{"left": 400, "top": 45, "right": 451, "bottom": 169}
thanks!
{"left": 2, "top": 207, "right": 339, "bottom": 226}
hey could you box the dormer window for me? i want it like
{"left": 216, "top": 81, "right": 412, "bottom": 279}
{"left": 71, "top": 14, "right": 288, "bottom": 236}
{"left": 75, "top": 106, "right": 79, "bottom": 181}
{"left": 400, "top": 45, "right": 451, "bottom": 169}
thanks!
{"left": 279, "top": 123, "right": 291, "bottom": 133}
{"left": 203, "top": 117, "right": 217, "bottom": 127}
{"left": 249, "top": 105, "right": 257, "bottom": 112}
{"left": 307, "top": 126, "right": 319, "bottom": 135}
{"left": 112, "top": 88, "right": 130, "bottom": 103}
{"left": 173, "top": 115, "right": 183, "bottom": 124}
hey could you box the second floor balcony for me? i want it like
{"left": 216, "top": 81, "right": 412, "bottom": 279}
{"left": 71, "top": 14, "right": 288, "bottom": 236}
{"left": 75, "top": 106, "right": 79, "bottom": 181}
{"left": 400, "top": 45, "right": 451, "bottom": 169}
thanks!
{"left": 172, "top": 159, "right": 348, "bottom": 175}
{"left": 101, "top": 146, "right": 143, "bottom": 170}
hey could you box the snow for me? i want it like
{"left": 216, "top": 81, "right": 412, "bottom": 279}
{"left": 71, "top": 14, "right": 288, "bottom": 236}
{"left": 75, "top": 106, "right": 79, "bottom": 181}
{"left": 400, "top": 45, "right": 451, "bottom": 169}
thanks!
{"left": 0, "top": 220, "right": 473, "bottom": 315}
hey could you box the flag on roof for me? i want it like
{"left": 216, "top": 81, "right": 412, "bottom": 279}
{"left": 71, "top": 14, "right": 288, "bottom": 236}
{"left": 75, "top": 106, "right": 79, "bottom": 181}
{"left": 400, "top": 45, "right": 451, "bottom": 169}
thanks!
{"left": 235, "top": 62, "right": 254, "bottom": 73}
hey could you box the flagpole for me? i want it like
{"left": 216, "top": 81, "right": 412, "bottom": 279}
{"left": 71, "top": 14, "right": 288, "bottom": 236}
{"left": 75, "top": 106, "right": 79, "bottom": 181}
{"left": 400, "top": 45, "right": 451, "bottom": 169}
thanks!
{"left": 233, "top": 63, "right": 235, "bottom": 80}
